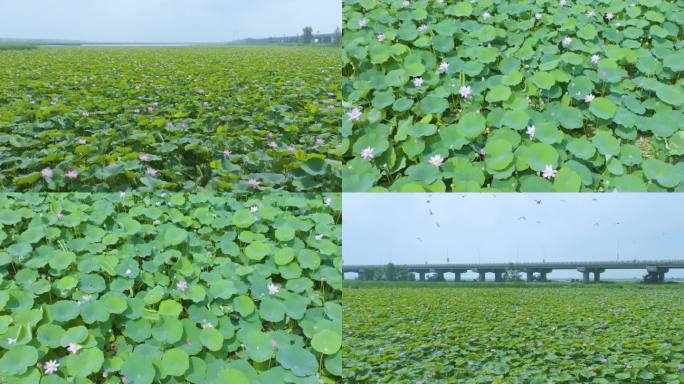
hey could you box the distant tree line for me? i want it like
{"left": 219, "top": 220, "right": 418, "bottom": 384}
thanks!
{"left": 231, "top": 27, "right": 341, "bottom": 46}
{"left": 360, "top": 263, "right": 415, "bottom": 281}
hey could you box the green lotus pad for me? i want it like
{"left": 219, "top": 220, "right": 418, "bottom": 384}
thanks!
{"left": 344, "top": 285, "right": 684, "bottom": 382}
{"left": 0, "top": 46, "right": 341, "bottom": 192}
{"left": 342, "top": 0, "right": 684, "bottom": 192}
{"left": 0, "top": 192, "right": 341, "bottom": 382}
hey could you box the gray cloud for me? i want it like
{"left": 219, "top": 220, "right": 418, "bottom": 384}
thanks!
{"left": 0, "top": 0, "right": 340, "bottom": 42}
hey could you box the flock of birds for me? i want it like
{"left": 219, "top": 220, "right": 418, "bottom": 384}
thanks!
{"left": 415, "top": 195, "right": 626, "bottom": 246}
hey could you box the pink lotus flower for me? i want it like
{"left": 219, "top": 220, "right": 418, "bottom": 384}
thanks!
{"left": 57, "top": 212, "right": 64, "bottom": 220}
{"left": 438, "top": 61, "right": 449, "bottom": 74}
{"left": 267, "top": 283, "right": 280, "bottom": 295}
{"left": 145, "top": 167, "right": 158, "bottom": 177}
{"left": 315, "top": 138, "right": 325, "bottom": 146}
{"left": 139, "top": 154, "right": 149, "bottom": 162}
{"left": 268, "top": 141, "right": 278, "bottom": 149}
{"left": 247, "top": 178, "right": 261, "bottom": 189}
{"left": 223, "top": 149, "right": 232, "bottom": 158}
{"left": 176, "top": 280, "right": 188, "bottom": 291}
{"left": 377, "top": 33, "right": 385, "bottom": 42}
{"left": 587, "top": 10, "right": 595, "bottom": 17}
{"left": 287, "top": 145, "right": 295, "bottom": 153}
{"left": 41, "top": 167, "right": 53, "bottom": 179}
{"left": 66, "top": 170, "right": 78, "bottom": 179}
{"left": 605, "top": 12, "right": 614, "bottom": 20}
{"left": 77, "top": 139, "right": 87, "bottom": 145}
{"left": 323, "top": 197, "right": 332, "bottom": 206}
{"left": 67, "top": 343, "right": 82, "bottom": 354}
{"left": 360, "top": 147, "right": 375, "bottom": 160}
{"left": 542, "top": 164, "right": 557, "bottom": 179}
{"left": 347, "top": 107, "right": 362, "bottom": 121}
{"left": 271, "top": 339, "right": 278, "bottom": 347}
{"left": 82, "top": 111, "right": 90, "bottom": 118}
{"left": 413, "top": 77, "right": 424, "bottom": 87}
{"left": 460, "top": 85, "right": 472, "bottom": 98}
{"left": 358, "top": 18, "right": 368, "bottom": 28}
{"left": 166, "top": 121, "right": 174, "bottom": 128}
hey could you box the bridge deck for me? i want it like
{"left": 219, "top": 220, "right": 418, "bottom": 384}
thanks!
{"left": 344, "top": 260, "right": 684, "bottom": 272}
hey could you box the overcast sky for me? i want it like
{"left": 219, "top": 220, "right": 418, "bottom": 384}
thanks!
{"left": 344, "top": 193, "right": 684, "bottom": 280}
{"left": 0, "top": 0, "right": 340, "bottom": 43}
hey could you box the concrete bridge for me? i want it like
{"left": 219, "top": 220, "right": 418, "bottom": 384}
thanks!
{"left": 343, "top": 260, "right": 684, "bottom": 283}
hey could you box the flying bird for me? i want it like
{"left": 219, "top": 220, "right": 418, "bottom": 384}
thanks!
{"left": 429, "top": 209, "right": 433, "bottom": 215}
{"left": 533, "top": 199, "right": 542, "bottom": 205}
{"left": 518, "top": 216, "right": 527, "bottom": 221}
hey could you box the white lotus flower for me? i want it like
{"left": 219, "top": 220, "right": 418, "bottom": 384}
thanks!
{"left": 67, "top": 343, "right": 82, "bottom": 354}
{"left": 584, "top": 94, "right": 595, "bottom": 103}
{"left": 44, "top": 360, "right": 60, "bottom": 374}
{"left": 428, "top": 154, "right": 444, "bottom": 167}
{"left": 526, "top": 125, "right": 536, "bottom": 139}
{"left": 267, "top": 283, "right": 280, "bottom": 295}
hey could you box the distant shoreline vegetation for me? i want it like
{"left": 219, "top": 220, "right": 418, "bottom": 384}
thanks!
{"left": 0, "top": 42, "right": 37, "bottom": 51}
{"left": 0, "top": 27, "right": 342, "bottom": 49}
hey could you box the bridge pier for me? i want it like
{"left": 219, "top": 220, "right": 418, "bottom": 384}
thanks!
{"left": 478, "top": 271, "right": 486, "bottom": 281}
{"left": 646, "top": 267, "right": 669, "bottom": 283}
{"left": 494, "top": 271, "right": 503, "bottom": 282}
{"left": 451, "top": 269, "right": 466, "bottom": 282}
{"left": 582, "top": 270, "right": 590, "bottom": 283}
{"left": 593, "top": 270, "right": 602, "bottom": 282}
{"left": 418, "top": 272, "right": 425, "bottom": 281}
{"left": 436, "top": 271, "right": 445, "bottom": 281}
{"left": 526, "top": 271, "right": 534, "bottom": 282}
{"left": 578, "top": 268, "right": 604, "bottom": 283}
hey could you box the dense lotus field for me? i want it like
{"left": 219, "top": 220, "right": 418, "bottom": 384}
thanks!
{"left": 342, "top": 0, "right": 684, "bottom": 192}
{"left": 344, "top": 285, "right": 684, "bottom": 383}
{"left": 0, "top": 193, "right": 342, "bottom": 383}
{"left": 0, "top": 46, "right": 341, "bottom": 192}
